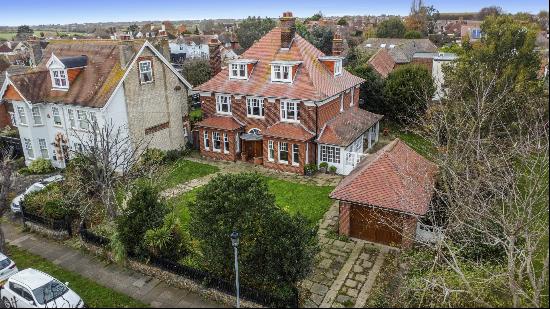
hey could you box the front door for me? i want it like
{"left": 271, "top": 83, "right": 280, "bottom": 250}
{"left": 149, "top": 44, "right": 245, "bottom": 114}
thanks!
{"left": 242, "top": 140, "right": 262, "bottom": 162}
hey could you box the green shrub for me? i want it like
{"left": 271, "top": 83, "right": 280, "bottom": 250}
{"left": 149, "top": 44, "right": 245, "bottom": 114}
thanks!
{"left": 28, "top": 158, "right": 55, "bottom": 174}
{"left": 15, "top": 157, "right": 25, "bottom": 169}
{"left": 164, "top": 146, "right": 191, "bottom": 163}
{"left": 188, "top": 173, "right": 318, "bottom": 293}
{"left": 144, "top": 212, "right": 191, "bottom": 260}
{"left": 116, "top": 183, "right": 168, "bottom": 258}
{"left": 304, "top": 163, "right": 318, "bottom": 175}
{"left": 319, "top": 162, "right": 329, "bottom": 168}
{"left": 189, "top": 108, "right": 203, "bottom": 124}
{"left": 18, "top": 167, "right": 30, "bottom": 175}
{"left": 141, "top": 148, "right": 166, "bottom": 166}
{"left": 23, "top": 183, "right": 70, "bottom": 220}
{"left": 328, "top": 165, "right": 337, "bottom": 173}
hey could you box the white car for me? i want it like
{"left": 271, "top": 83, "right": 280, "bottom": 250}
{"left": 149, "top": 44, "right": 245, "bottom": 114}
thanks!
{"left": 0, "top": 253, "right": 18, "bottom": 283}
{"left": 0, "top": 268, "right": 84, "bottom": 308}
{"left": 11, "top": 175, "right": 64, "bottom": 213}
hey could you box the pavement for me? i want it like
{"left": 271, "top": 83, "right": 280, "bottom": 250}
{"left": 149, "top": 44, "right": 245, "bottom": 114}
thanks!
{"left": 1, "top": 222, "right": 224, "bottom": 308}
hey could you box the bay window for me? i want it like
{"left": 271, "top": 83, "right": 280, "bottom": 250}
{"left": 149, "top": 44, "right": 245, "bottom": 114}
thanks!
{"left": 216, "top": 95, "right": 231, "bottom": 114}
{"left": 246, "top": 97, "right": 264, "bottom": 117}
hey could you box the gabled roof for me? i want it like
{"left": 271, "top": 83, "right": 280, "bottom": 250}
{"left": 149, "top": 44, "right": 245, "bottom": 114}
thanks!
{"left": 263, "top": 122, "right": 315, "bottom": 141}
{"left": 330, "top": 139, "right": 438, "bottom": 216}
{"left": 2, "top": 40, "right": 192, "bottom": 108}
{"left": 367, "top": 49, "right": 396, "bottom": 78}
{"left": 317, "top": 107, "right": 383, "bottom": 146}
{"left": 195, "top": 27, "right": 364, "bottom": 101}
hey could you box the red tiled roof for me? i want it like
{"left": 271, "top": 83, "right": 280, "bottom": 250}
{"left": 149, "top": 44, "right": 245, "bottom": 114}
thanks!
{"left": 195, "top": 27, "right": 364, "bottom": 101}
{"left": 330, "top": 139, "right": 438, "bottom": 216}
{"left": 317, "top": 107, "right": 383, "bottom": 146}
{"left": 368, "top": 49, "right": 395, "bottom": 78}
{"left": 263, "top": 122, "right": 315, "bottom": 141}
{"left": 194, "top": 115, "right": 244, "bottom": 131}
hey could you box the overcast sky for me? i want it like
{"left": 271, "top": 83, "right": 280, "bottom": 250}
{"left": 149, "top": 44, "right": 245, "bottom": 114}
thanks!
{"left": 1, "top": 0, "right": 548, "bottom": 26}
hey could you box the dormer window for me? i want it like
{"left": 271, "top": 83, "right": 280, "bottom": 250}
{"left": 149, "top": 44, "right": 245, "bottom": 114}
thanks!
{"left": 230, "top": 63, "right": 247, "bottom": 79}
{"left": 334, "top": 60, "right": 342, "bottom": 76}
{"left": 51, "top": 69, "right": 68, "bottom": 89}
{"left": 272, "top": 65, "right": 291, "bottom": 82}
{"left": 319, "top": 56, "right": 343, "bottom": 76}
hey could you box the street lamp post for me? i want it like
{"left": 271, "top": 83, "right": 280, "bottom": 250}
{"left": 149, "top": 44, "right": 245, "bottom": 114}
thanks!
{"left": 230, "top": 231, "right": 240, "bottom": 308}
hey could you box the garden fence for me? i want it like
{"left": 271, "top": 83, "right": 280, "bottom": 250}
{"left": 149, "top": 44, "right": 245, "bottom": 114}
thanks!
{"left": 78, "top": 228, "right": 299, "bottom": 308}
{"left": 21, "top": 206, "right": 73, "bottom": 236}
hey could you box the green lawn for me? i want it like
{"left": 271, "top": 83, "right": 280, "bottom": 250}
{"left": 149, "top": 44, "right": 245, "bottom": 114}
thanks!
{"left": 157, "top": 159, "right": 218, "bottom": 190}
{"left": 167, "top": 176, "right": 334, "bottom": 227}
{"left": 6, "top": 246, "right": 147, "bottom": 308}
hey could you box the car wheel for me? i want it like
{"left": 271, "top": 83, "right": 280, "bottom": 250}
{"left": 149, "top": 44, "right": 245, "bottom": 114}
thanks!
{"left": 2, "top": 297, "right": 12, "bottom": 308}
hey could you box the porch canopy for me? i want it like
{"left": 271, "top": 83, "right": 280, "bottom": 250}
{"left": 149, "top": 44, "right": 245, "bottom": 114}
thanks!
{"left": 240, "top": 133, "right": 263, "bottom": 141}
{"left": 317, "top": 107, "right": 383, "bottom": 147}
{"left": 194, "top": 115, "right": 244, "bottom": 131}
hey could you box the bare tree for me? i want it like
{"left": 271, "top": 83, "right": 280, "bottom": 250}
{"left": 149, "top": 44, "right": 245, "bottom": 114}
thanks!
{"left": 69, "top": 120, "right": 151, "bottom": 220}
{"left": 0, "top": 147, "right": 15, "bottom": 252}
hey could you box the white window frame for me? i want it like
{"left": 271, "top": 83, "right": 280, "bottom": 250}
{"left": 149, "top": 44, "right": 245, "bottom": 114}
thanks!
{"left": 52, "top": 106, "right": 62, "bottom": 126}
{"left": 278, "top": 141, "right": 289, "bottom": 163}
{"left": 334, "top": 60, "right": 342, "bottom": 76}
{"left": 292, "top": 144, "right": 300, "bottom": 166}
{"left": 271, "top": 64, "right": 292, "bottom": 83}
{"left": 24, "top": 138, "right": 34, "bottom": 159}
{"left": 51, "top": 69, "right": 68, "bottom": 89}
{"left": 246, "top": 97, "right": 264, "bottom": 118}
{"left": 280, "top": 101, "right": 299, "bottom": 122}
{"left": 230, "top": 63, "right": 247, "bottom": 79}
{"left": 223, "top": 133, "right": 229, "bottom": 154}
{"left": 320, "top": 145, "right": 341, "bottom": 164}
{"left": 67, "top": 109, "right": 76, "bottom": 128}
{"left": 139, "top": 60, "right": 154, "bottom": 84}
{"left": 77, "top": 110, "right": 89, "bottom": 130}
{"left": 17, "top": 106, "right": 27, "bottom": 126}
{"left": 203, "top": 131, "right": 210, "bottom": 150}
{"left": 215, "top": 94, "right": 231, "bottom": 115}
{"left": 38, "top": 138, "right": 49, "bottom": 159}
{"left": 268, "top": 140, "right": 274, "bottom": 161}
{"left": 212, "top": 132, "right": 221, "bottom": 152}
{"left": 31, "top": 107, "right": 43, "bottom": 125}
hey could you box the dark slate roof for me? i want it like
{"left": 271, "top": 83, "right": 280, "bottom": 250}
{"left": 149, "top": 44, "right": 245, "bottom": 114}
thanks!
{"left": 60, "top": 55, "right": 88, "bottom": 68}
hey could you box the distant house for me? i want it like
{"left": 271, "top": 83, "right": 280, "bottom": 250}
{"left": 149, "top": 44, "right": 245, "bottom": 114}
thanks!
{"left": 364, "top": 38, "right": 438, "bottom": 78}
{"left": 0, "top": 63, "right": 29, "bottom": 128}
{"left": 460, "top": 21, "right": 483, "bottom": 42}
{"left": 432, "top": 52, "right": 458, "bottom": 100}
{"left": 0, "top": 40, "right": 192, "bottom": 168}
{"left": 331, "top": 138, "right": 438, "bottom": 248}
{"left": 194, "top": 12, "right": 381, "bottom": 175}
{"left": 169, "top": 35, "right": 239, "bottom": 66}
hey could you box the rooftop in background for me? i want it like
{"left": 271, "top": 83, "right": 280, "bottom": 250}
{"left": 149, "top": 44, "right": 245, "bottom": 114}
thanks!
{"left": 330, "top": 138, "right": 438, "bottom": 216}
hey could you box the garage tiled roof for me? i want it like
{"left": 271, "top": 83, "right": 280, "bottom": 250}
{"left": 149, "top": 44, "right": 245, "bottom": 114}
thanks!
{"left": 317, "top": 107, "right": 383, "bottom": 146}
{"left": 263, "top": 122, "right": 315, "bottom": 141}
{"left": 194, "top": 115, "right": 245, "bottom": 131}
{"left": 367, "top": 49, "right": 396, "bottom": 78}
{"left": 330, "top": 139, "right": 438, "bottom": 216}
{"left": 195, "top": 27, "right": 364, "bottom": 101}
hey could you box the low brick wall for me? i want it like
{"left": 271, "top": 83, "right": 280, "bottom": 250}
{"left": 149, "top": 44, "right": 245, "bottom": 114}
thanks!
{"left": 81, "top": 241, "right": 262, "bottom": 308}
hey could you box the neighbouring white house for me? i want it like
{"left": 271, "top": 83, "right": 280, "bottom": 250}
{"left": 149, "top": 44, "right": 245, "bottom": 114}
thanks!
{"left": 432, "top": 52, "right": 458, "bottom": 100}
{"left": 0, "top": 40, "right": 193, "bottom": 169}
{"left": 316, "top": 108, "right": 382, "bottom": 175}
{"left": 169, "top": 35, "right": 214, "bottom": 63}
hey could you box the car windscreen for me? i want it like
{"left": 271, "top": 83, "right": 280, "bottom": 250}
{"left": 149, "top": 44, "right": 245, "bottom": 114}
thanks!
{"left": 26, "top": 184, "right": 44, "bottom": 194}
{"left": 32, "top": 279, "right": 69, "bottom": 305}
{"left": 0, "top": 258, "right": 11, "bottom": 269}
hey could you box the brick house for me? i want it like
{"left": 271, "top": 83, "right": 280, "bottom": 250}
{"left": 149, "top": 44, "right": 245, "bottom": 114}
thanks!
{"left": 0, "top": 40, "right": 192, "bottom": 168}
{"left": 330, "top": 139, "right": 438, "bottom": 248}
{"left": 194, "top": 12, "right": 382, "bottom": 175}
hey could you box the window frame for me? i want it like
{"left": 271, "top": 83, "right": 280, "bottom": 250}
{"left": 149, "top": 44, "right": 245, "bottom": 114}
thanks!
{"left": 278, "top": 141, "right": 289, "bottom": 163}
{"left": 292, "top": 144, "right": 300, "bottom": 166}
{"left": 203, "top": 131, "right": 210, "bottom": 150}
{"left": 51, "top": 69, "right": 69, "bottom": 89}
{"left": 320, "top": 145, "right": 341, "bottom": 164}
{"left": 77, "top": 110, "right": 89, "bottom": 131}
{"left": 212, "top": 132, "right": 221, "bottom": 152}
{"left": 38, "top": 138, "right": 49, "bottom": 159}
{"left": 271, "top": 64, "right": 293, "bottom": 83}
{"left": 334, "top": 59, "right": 342, "bottom": 76}
{"left": 268, "top": 140, "right": 274, "bottom": 161}
{"left": 280, "top": 101, "right": 299, "bottom": 122}
{"left": 17, "top": 106, "right": 27, "bottom": 126}
{"left": 215, "top": 94, "right": 232, "bottom": 115}
{"left": 246, "top": 97, "right": 264, "bottom": 118}
{"left": 223, "top": 133, "right": 230, "bottom": 154}
{"left": 138, "top": 60, "right": 154, "bottom": 84}
{"left": 52, "top": 106, "right": 62, "bottom": 126}
{"left": 24, "top": 138, "right": 34, "bottom": 159}
{"left": 31, "top": 107, "right": 43, "bottom": 126}
{"left": 229, "top": 63, "right": 248, "bottom": 79}
{"left": 67, "top": 109, "right": 76, "bottom": 128}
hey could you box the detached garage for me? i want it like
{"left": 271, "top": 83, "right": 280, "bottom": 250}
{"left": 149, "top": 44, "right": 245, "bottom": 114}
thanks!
{"left": 330, "top": 138, "right": 437, "bottom": 248}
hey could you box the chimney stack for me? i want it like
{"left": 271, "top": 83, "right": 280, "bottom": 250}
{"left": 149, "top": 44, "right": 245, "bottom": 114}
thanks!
{"left": 208, "top": 38, "right": 222, "bottom": 77}
{"left": 280, "top": 12, "right": 296, "bottom": 49}
{"left": 332, "top": 30, "right": 344, "bottom": 56}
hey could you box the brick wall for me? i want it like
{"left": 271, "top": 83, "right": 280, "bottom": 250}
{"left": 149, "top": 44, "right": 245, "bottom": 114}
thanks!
{"left": 401, "top": 215, "right": 418, "bottom": 249}
{"left": 339, "top": 201, "right": 351, "bottom": 236}
{"left": 123, "top": 48, "right": 188, "bottom": 152}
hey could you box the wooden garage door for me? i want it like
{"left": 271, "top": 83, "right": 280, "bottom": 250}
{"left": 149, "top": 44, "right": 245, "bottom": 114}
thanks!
{"left": 350, "top": 205, "right": 403, "bottom": 246}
